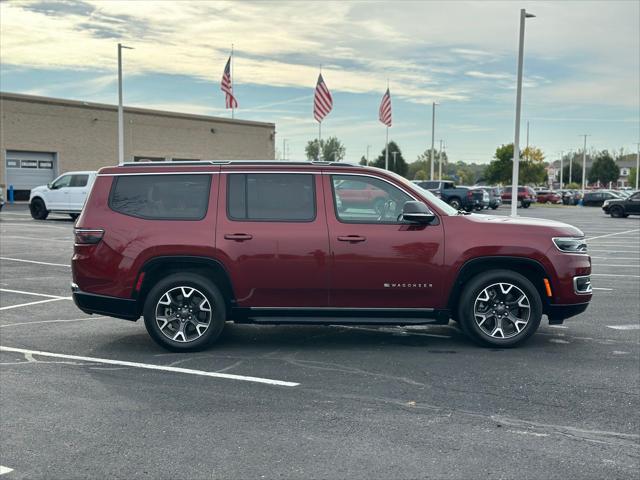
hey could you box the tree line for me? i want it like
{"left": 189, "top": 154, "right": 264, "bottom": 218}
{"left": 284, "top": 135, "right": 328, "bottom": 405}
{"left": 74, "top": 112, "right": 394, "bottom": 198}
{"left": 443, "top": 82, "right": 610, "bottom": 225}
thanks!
{"left": 302, "top": 137, "right": 628, "bottom": 186}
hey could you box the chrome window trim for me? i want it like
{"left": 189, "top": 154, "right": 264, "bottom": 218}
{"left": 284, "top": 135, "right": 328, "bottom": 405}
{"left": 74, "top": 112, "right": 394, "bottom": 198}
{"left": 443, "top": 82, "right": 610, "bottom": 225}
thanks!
{"left": 98, "top": 172, "right": 219, "bottom": 177}
{"left": 323, "top": 172, "right": 419, "bottom": 202}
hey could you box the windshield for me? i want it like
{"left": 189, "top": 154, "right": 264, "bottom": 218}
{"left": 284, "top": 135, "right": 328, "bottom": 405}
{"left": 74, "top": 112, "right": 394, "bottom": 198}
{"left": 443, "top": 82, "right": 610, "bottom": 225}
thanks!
{"left": 379, "top": 168, "right": 459, "bottom": 215}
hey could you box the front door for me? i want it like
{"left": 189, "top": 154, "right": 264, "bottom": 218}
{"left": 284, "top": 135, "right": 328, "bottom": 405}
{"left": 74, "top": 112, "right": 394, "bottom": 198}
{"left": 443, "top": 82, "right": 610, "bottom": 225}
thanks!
{"left": 47, "top": 174, "right": 72, "bottom": 210}
{"left": 325, "top": 173, "right": 445, "bottom": 309}
{"left": 628, "top": 192, "right": 640, "bottom": 213}
{"left": 216, "top": 171, "right": 330, "bottom": 308}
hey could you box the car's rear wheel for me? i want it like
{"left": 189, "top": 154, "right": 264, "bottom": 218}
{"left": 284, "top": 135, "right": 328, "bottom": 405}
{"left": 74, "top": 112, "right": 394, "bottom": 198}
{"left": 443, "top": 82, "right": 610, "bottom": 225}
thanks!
{"left": 449, "top": 198, "right": 461, "bottom": 210}
{"left": 458, "top": 270, "right": 542, "bottom": 347}
{"left": 143, "top": 273, "right": 226, "bottom": 351}
{"left": 610, "top": 206, "right": 627, "bottom": 218}
{"left": 29, "top": 198, "right": 49, "bottom": 220}
{"left": 520, "top": 201, "right": 530, "bottom": 208}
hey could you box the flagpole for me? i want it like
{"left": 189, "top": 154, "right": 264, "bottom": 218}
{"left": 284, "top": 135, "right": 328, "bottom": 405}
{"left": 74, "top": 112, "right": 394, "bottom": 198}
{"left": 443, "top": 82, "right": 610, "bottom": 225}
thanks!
{"left": 231, "top": 43, "right": 235, "bottom": 119}
{"left": 318, "top": 121, "right": 322, "bottom": 160}
{"left": 385, "top": 127, "right": 389, "bottom": 170}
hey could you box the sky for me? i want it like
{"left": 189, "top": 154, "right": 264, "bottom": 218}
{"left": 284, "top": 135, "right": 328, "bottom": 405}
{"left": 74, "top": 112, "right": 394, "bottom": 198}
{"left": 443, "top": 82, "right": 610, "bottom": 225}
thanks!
{"left": 1, "top": 0, "right": 638, "bottom": 165}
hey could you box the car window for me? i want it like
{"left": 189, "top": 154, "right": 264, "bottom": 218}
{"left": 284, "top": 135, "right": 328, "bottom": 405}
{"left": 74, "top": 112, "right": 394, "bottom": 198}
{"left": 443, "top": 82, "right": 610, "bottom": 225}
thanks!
{"left": 331, "top": 174, "right": 413, "bottom": 223}
{"left": 51, "top": 175, "right": 72, "bottom": 189}
{"left": 420, "top": 181, "right": 439, "bottom": 190}
{"left": 227, "top": 173, "right": 316, "bottom": 222}
{"left": 109, "top": 174, "right": 211, "bottom": 220}
{"left": 630, "top": 192, "right": 640, "bottom": 201}
{"left": 69, "top": 174, "right": 89, "bottom": 187}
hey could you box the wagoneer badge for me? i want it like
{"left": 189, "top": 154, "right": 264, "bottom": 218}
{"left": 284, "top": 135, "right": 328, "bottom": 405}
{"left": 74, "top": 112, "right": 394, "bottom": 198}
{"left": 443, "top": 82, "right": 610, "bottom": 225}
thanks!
{"left": 384, "top": 283, "right": 432, "bottom": 288}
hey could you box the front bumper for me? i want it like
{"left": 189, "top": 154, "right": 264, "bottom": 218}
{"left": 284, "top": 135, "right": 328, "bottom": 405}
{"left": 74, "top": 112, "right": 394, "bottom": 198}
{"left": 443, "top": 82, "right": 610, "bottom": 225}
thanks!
{"left": 71, "top": 283, "right": 139, "bottom": 321}
{"left": 547, "top": 302, "right": 590, "bottom": 324}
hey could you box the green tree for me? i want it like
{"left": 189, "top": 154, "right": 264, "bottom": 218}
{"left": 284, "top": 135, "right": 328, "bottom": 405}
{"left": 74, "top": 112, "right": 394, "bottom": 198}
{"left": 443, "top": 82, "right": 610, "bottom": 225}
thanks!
{"left": 588, "top": 151, "right": 619, "bottom": 185}
{"left": 359, "top": 155, "right": 368, "bottom": 166}
{"left": 414, "top": 169, "right": 428, "bottom": 180}
{"left": 562, "top": 161, "right": 582, "bottom": 184}
{"left": 304, "top": 136, "right": 346, "bottom": 162}
{"left": 485, "top": 143, "right": 546, "bottom": 185}
{"left": 371, "top": 141, "right": 408, "bottom": 177}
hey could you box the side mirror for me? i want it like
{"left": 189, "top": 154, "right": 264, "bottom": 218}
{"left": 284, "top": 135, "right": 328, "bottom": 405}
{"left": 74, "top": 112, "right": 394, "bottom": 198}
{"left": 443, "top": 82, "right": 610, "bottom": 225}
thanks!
{"left": 47, "top": 183, "right": 53, "bottom": 189}
{"left": 402, "top": 201, "right": 436, "bottom": 224}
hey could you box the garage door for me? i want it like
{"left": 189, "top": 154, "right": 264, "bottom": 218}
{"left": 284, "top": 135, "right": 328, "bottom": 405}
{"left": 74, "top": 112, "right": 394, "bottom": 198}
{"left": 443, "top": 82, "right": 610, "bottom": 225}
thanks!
{"left": 6, "top": 151, "right": 57, "bottom": 191}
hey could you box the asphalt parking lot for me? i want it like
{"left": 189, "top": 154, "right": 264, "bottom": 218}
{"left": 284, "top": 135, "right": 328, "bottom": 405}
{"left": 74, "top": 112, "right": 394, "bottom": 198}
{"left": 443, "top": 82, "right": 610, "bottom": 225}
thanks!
{"left": 1, "top": 203, "right": 638, "bottom": 479}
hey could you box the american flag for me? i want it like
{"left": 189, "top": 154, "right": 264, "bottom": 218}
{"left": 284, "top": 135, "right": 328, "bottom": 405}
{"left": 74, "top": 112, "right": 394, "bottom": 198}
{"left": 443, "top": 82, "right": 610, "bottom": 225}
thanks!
{"left": 379, "top": 88, "right": 392, "bottom": 127}
{"left": 221, "top": 57, "right": 238, "bottom": 109}
{"left": 313, "top": 74, "right": 333, "bottom": 122}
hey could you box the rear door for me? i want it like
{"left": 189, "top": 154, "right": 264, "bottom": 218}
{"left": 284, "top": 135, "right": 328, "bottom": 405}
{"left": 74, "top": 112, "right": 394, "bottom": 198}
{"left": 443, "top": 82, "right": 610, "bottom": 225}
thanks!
{"left": 627, "top": 192, "right": 640, "bottom": 213}
{"left": 216, "top": 170, "right": 330, "bottom": 308}
{"left": 68, "top": 174, "right": 90, "bottom": 210}
{"left": 324, "top": 172, "right": 445, "bottom": 308}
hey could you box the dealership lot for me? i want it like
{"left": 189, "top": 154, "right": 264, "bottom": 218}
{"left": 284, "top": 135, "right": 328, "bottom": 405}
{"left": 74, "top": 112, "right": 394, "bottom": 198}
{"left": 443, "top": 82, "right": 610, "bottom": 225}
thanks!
{"left": 1, "top": 204, "right": 638, "bottom": 479}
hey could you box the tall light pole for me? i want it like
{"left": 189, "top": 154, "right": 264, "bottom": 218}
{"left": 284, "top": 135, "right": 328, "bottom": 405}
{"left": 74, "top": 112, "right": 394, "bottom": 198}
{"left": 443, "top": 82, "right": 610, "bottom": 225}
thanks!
{"left": 510, "top": 9, "right": 535, "bottom": 217}
{"left": 580, "top": 134, "right": 590, "bottom": 195}
{"left": 430, "top": 102, "right": 438, "bottom": 180}
{"left": 559, "top": 151, "right": 564, "bottom": 188}
{"left": 117, "top": 43, "right": 133, "bottom": 165}
{"left": 569, "top": 151, "right": 573, "bottom": 185}
{"left": 392, "top": 151, "right": 398, "bottom": 171}
{"left": 366, "top": 144, "right": 370, "bottom": 165}
{"left": 438, "top": 139, "right": 443, "bottom": 180}
{"left": 636, "top": 143, "right": 639, "bottom": 190}
{"left": 282, "top": 138, "right": 287, "bottom": 161}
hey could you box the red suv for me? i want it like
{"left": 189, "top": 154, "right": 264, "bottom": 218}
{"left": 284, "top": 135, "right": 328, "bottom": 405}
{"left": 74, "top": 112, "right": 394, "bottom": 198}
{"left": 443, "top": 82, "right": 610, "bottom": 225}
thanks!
{"left": 72, "top": 161, "right": 592, "bottom": 350}
{"left": 501, "top": 186, "right": 536, "bottom": 208}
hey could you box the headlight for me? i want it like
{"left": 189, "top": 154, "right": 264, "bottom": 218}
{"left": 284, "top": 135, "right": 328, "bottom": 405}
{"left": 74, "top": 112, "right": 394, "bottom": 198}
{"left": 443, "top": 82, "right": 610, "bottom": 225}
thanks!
{"left": 603, "top": 200, "right": 611, "bottom": 207}
{"left": 553, "top": 237, "right": 587, "bottom": 254}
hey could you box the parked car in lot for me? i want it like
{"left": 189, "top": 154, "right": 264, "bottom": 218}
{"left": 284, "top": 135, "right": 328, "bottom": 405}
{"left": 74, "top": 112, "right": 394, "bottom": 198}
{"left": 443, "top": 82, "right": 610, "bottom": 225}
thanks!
{"left": 535, "top": 190, "right": 562, "bottom": 204}
{"left": 474, "top": 186, "right": 502, "bottom": 209}
{"left": 581, "top": 190, "right": 622, "bottom": 207}
{"left": 501, "top": 186, "right": 536, "bottom": 208}
{"left": 72, "top": 161, "right": 592, "bottom": 350}
{"left": 412, "top": 180, "right": 486, "bottom": 211}
{"left": 29, "top": 171, "right": 97, "bottom": 220}
{"left": 602, "top": 191, "right": 640, "bottom": 217}
{"left": 559, "top": 190, "right": 581, "bottom": 205}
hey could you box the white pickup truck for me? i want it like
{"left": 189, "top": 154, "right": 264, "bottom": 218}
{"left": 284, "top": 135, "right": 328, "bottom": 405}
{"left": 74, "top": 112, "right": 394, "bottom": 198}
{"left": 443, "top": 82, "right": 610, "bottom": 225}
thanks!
{"left": 29, "top": 171, "right": 97, "bottom": 220}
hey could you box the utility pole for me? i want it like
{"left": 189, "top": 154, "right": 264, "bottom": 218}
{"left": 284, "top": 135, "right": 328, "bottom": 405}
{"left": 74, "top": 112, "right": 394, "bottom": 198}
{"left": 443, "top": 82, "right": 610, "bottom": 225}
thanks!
{"left": 569, "top": 151, "right": 573, "bottom": 185}
{"left": 560, "top": 151, "right": 564, "bottom": 188}
{"left": 392, "top": 151, "right": 397, "bottom": 171}
{"left": 430, "top": 102, "right": 438, "bottom": 180}
{"left": 510, "top": 9, "right": 535, "bottom": 217}
{"left": 117, "top": 43, "right": 133, "bottom": 165}
{"left": 366, "top": 144, "right": 370, "bottom": 165}
{"left": 282, "top": 138, "right": 287, "bottom": 161}
{"left": 580, "top": 134, "right": 590, "bottom": 196}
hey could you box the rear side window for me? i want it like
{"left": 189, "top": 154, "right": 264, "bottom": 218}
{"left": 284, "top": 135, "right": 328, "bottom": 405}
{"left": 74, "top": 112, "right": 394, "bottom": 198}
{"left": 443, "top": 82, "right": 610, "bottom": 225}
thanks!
{"left": 109, "top": 174, "right": 211, "bottom": 220}
{"left": 70, "top": 174, "right": 89, "bottom": 187}
{"left": 227, "top": 173, "right": 316, "bottom": 221}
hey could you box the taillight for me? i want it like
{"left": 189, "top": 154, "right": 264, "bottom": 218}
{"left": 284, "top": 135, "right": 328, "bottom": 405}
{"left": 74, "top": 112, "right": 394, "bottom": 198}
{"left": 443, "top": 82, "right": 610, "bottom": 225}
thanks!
{"left": 74, "top": 228, "right": 104, "bottom": 245}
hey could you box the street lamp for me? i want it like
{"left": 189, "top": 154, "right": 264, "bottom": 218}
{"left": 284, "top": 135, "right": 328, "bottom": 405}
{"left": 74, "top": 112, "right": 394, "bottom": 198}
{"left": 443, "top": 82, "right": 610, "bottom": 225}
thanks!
{"left": 510, "top": 9, "right": 535, "bottom": 217}
{"left": 430, "top": 102, "right": 438, "bottom": 180}
{"left": 636, "top": 143, "right": 639, "bottom": 190}
{"left": 392, "top": 151, "right": 397, "bottom": 171}
{"left": 559, "top": 151, "right": 564, "bottom": 188}
{"left": 117, "top": 43, "right": 133, "bottom": 165}
{"left": 580, "top": 134, "right": 590, "bottom": 196}
{"left": 438, "top": 139, "right": 443, "bottom": 180}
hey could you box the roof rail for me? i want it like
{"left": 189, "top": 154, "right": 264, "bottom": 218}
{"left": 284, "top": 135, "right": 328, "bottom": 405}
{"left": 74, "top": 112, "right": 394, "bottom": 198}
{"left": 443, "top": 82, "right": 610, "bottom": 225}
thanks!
{"left": 119, "top": 160, "right": 362, "bottom": 168}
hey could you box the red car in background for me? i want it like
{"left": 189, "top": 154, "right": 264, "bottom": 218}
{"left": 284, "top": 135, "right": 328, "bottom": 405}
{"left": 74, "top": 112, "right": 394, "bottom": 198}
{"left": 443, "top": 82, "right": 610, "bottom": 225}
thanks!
{"left": 501, "top": 186, "right": 536, "bottom": 208}
{"left": 536, "top": 190, "right": 562, "bottom": 204}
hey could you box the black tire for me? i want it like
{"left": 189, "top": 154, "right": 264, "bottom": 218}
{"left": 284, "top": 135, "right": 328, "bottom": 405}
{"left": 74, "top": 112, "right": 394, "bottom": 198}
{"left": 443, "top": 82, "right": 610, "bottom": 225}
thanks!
{"left": 610, "top": 206, "right": 627, "bottom": 218}
{"left": 457, "top": 269, "right": 542, "bottom": 348}
{"left": 69, "top": 213, "right": 79, "bottom": 220}
{"left": 520, "top": 201, "right": 530, "bottom": 209}
{"left": 143, "top": 273, "right": 226, "bottom": 351}
{"left": 449, "top": 197, "right": 461, "bottom": 210}
{"left": 29, "top": 198, "right": 49, "bottom": 220}
{"left": 491, "top": 205, "right": 498, "bottom": 210}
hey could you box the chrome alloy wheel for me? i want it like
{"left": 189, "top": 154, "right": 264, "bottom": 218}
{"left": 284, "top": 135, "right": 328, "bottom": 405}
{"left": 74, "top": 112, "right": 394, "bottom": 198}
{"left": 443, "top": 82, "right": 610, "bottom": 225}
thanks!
{"left": 155, "top": 286, "right": 212, "bottom": 343}
{"left": 473, "top": 282, "right": 531, "bottom": 339}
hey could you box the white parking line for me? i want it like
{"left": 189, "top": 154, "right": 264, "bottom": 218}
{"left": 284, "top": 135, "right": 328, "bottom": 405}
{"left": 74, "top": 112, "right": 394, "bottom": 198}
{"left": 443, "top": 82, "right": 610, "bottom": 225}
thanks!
{"left": 592, "top": 287, "right": 613, "bottom": 291}
{"left": 0, "top": 288, "right": 69, "bottom": 299}
{"left": 1, "top": 235, "right": 71, "bottom": 243}
{"left": 0, "top": 257, "right": 70, "bottom": 268}
{"left": 0, "top": 466, "right": 13, "bottom": 475}
{"left": 586, "top": 228, "right": 640, "bottom": 241}
{"left": 607, "top": 325, "right": 639, "bottom": 331}
{"left": 0, "top": 317, "right": 105, "bottom": 328}
{"left": 591, "top": 273, "right": 640, "bottom": 278}
{"left": 0, "top": 297, "right": 70, "bottom": 311}
{"left": 593, "top": 265, "right": 640, "bottom": 268}
{"left": 0, "top": 346, "right": 300, "bottom": 387}
{"left": 591, "top": 257, "right": 640, "bottom": 260}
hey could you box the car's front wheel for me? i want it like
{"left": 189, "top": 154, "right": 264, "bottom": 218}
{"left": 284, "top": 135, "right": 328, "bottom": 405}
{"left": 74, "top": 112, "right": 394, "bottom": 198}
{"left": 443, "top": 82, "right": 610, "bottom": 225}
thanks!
{"left": 458, "top": 270, "right": 542, "bottom": 347}
{"left": 143, "top": 273, "right": 226, "bottom": 351}
{"left": 610, "top": 206, "right": 627, "bottom": 218}
{"left": 448, "top": 198, "right": 461, "bottom": 210}
{"left": 29, "top": 198, "right": 49, "bottom": 220}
